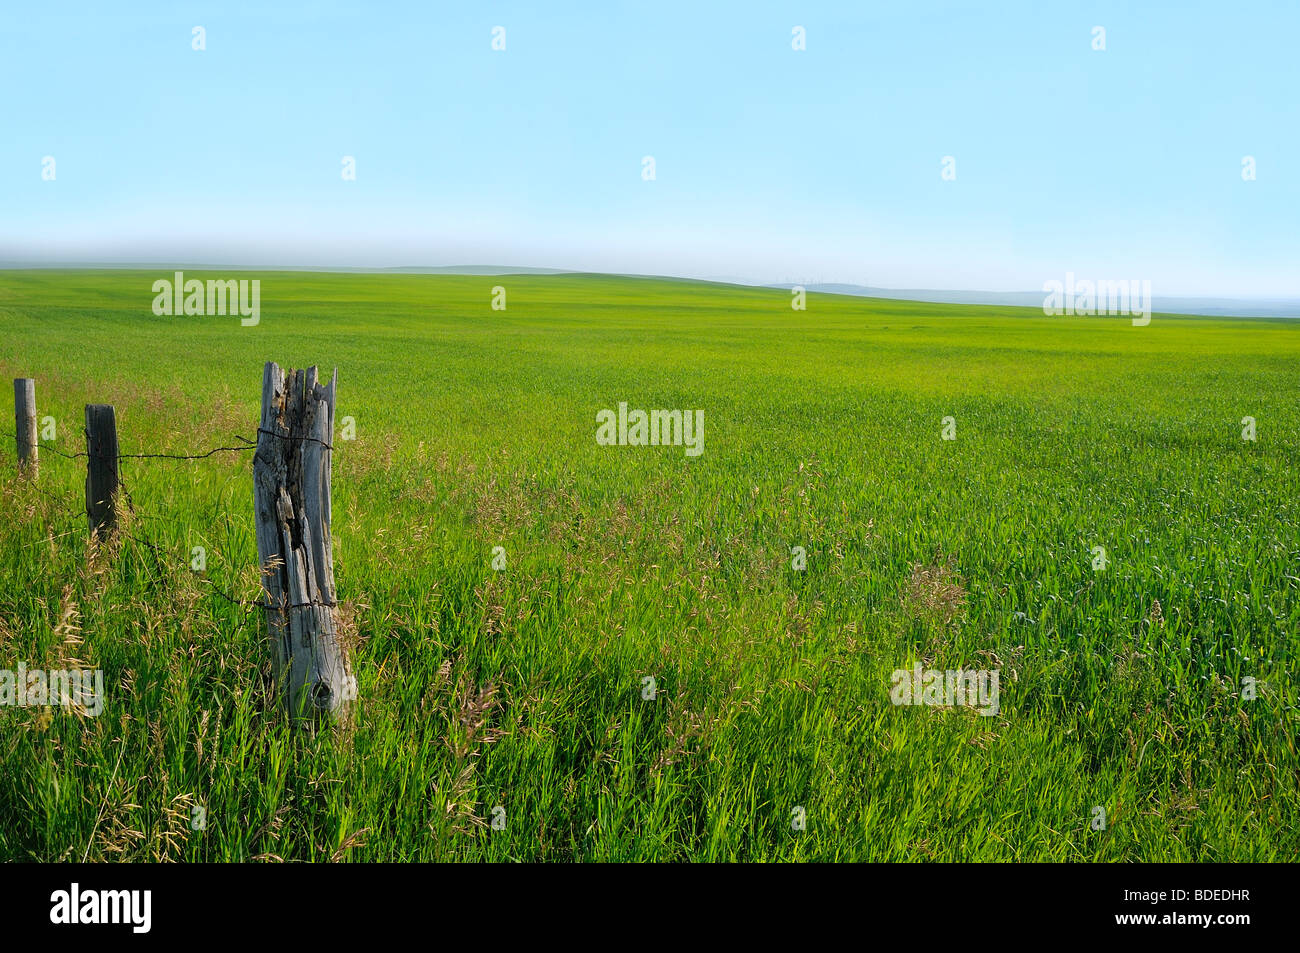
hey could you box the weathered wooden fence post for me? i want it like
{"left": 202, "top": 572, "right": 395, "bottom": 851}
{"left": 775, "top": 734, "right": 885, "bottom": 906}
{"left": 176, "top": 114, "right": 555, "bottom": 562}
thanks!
{"left": 14, "top": 378, "right": 37, "bottom": 477}
{"left": 84, "top": 404, "right": 119, "bottom": 538}
{"left": 252, "top": 362, "right": 354, "bottom": 724}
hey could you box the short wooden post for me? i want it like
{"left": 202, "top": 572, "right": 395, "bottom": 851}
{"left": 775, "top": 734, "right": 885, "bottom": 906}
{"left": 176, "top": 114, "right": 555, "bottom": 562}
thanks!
{"left": 252, "top": 362, "right": 354, "bottom": 724}
{"left": 84, "top": 404, "right": 119, "bottom": 538}
{"left": 14, "top": 378, "right": 37, "bottom": 477}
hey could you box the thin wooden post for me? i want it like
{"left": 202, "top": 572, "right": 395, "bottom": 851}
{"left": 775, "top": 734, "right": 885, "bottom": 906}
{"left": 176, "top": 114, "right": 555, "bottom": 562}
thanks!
{"left": 84, "top": 404, "right": 119, "bottom": 538}
{"left": 252, "top": 362, "right": 353, "bottom": 724}
{"left": 14, "top": 378, "right": 37, "bottom": 477}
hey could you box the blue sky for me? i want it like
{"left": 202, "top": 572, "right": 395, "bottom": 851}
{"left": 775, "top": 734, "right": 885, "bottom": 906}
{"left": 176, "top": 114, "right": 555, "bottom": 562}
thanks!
{"left": 2, "top": 0, "right": 1297, "bottom": 296}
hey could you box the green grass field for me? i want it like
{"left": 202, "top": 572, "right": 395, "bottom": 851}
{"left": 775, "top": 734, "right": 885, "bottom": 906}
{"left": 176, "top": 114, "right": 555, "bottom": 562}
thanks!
{"left": 0, "top": 269, "right": 1296, "bottom": 861}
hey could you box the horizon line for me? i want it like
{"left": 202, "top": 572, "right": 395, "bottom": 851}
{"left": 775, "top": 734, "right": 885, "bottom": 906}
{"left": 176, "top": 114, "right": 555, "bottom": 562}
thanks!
{"left": 1, "top": 260, "right": 1297, "bottom": 317}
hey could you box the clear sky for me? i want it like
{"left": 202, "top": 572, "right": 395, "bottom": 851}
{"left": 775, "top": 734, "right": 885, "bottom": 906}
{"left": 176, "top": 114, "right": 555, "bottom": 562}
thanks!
{"left": 2, "top": 1, "right": 1297, "bottom": 296}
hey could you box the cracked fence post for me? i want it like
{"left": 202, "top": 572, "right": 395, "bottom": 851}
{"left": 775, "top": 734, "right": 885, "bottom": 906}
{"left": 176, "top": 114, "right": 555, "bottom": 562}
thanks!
{"left": 253, "top": 362, "right": 354, "bottom": 725}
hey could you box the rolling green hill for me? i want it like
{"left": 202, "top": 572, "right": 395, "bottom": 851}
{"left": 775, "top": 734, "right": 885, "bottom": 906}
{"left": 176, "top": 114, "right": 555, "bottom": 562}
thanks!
{"left": 0, "top": 269, "right": 1296, "bottom": 860}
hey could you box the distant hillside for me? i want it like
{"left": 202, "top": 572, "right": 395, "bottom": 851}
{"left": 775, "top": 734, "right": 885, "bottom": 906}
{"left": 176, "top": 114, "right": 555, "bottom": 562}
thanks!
{"left": 765, "top": 283, "right": 1300, "bottom": 319}
{"left": 2, "top": 261, "right": 1294, "bottom": 317}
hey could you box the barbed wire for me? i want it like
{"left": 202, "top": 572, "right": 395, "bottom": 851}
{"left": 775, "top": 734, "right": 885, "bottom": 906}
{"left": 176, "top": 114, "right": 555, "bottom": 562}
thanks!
{"left": 120, "top": 443, "right": 256, "bottom": 461}
{"left": 114, "top": 524, "right": 339, "bottom": 615}
{"left": 2, "top": 427, "right": 340, "bottom": 615}
{"left": 3, "top": 434, "right": 90, "bottom": 460}
{"left": 10, "top": 477, "right": 91, "bottom": 537}
{"left": 1, "top": 426, "right": 332, "bottom": 463}
{"left": 256, "top": 428, "right": 334, "bottom": 450}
